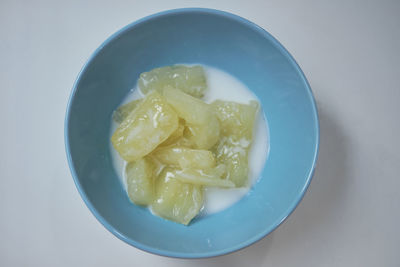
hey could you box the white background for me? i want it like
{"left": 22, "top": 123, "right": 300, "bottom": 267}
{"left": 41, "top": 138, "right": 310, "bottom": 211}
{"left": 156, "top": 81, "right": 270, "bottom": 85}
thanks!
{"left": 1, "top": 0, "right": 399, "bottom": 266}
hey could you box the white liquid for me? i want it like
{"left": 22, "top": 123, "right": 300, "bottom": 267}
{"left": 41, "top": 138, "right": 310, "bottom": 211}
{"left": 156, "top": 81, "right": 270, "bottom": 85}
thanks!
{"left": 110, "top": 66, "right": 269, "bottom": 216}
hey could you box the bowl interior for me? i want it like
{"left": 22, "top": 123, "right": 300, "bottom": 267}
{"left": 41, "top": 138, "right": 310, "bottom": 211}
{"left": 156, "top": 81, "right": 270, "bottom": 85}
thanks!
{"left": 66, "top": 9, "right": 318, "bottom": 258}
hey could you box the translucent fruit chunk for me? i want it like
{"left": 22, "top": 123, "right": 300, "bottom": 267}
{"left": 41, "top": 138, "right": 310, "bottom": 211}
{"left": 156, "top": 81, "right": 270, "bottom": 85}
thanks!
{"left": 111, "top": 91, "right": 179, "bottom": 162}
{"left": 212, "top": 100, "right": 259, "bottom": 139}
{"left": 186, "top": 115, "right": 220, "bottom": 150}
{"left": 213, "top": 136, "right": 250, "bottom": 187}
{"left": 208, "top": 164, "right": 227, "bottom": 177}
{"left": 164, "top": 87, "right": 220, "bottom": 149}
{"left": 163, "top": 86, "right": 212, "bottom": 125}
{"left": 167, "top": 136, "right": 195, "bottom": 148}
{"left": 212, "top": 100, "right": 259, "bottom": 187}
{"left": 126, "top": 157, "right": 155, "bottom": 206}
{"left": 174, "top": 168, "right": 235, "bottom": 188}
{"left": 112, "top": 99, "right": 143, "bottom": 123}
{"left": 151, "top": 168, "right": 203, "bottom": 225}
{"left": 139, "top": 65, "right": 207, "bottom": 98}
{"left": 152, "top": 146, "right": 216, "bottom": 169}
{"left": 158, "top": 119, "right": 185, "bottom": 147}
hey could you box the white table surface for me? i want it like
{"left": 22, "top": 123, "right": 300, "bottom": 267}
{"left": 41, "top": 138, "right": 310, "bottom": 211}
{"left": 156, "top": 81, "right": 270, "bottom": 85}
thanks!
{"left": 1, "top": 0, "right": 399, "bottom": 266}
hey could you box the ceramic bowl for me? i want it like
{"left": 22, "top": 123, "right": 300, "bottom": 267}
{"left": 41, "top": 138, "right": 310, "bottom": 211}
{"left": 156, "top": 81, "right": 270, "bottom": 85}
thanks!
{"left": 65, "top": 8, "right": 319, "bottom": 258}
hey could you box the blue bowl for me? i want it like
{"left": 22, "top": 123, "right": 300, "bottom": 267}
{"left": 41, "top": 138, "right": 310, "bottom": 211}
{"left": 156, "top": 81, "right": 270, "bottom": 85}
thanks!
{"left": 65, "top": 8, "right": 319, "bottom": 258}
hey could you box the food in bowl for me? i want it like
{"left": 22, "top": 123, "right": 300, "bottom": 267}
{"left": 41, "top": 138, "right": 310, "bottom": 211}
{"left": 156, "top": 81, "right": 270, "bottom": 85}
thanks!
{"left": 110, "top": 65, "right": 268, "bottom": 225}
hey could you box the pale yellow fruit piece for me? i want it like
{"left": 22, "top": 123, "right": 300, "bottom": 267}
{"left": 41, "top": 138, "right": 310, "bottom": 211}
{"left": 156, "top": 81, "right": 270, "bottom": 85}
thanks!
{"left": 174, "top": 168, "right": 235, "bottom": 188}
{"left": 144, "top": 155, "right": 165, "bottom": 177}
{"left": 163, "top": 87, "right": 220, "bottom": 149}
{"left": 211, "top": 100, "right": 259, "bottom": 187}
{"left": 212, "top": 100, "right": 259, "bottom": 139}
{"left": 212, "top": 136, "right": 250, "bottom": 187}
{"left": 139, "top": 65, "right": 207, "bottom": 98}
{"left": 151, "top": 168, "right": 203, "bottom": 225}
{"left": 111, "top": 91, "right": 178, "bottom": 161}
{"left": 207, "top": 164, "right": 227, "bottom": 178}
{"left": 126, "top": 157, "right": 155, "bottom": 206}
{"left": 168, "top": 136, "right": 195, "bottom": 148}
{"left": 152, "top": 146, "right": 215, "bottom": 169}
{"left": 177, "top": 150, "right": 216, "bottom": 169}
{"left": 112, "top": 99, "right": 143, "bottom": 123}
{"left": 186, "top": 114, "right": 220, "bottom": 149}
{"left": 159, "top": 119, "right": 185, "bottom": 147}
{"left": 163, "top": 86, "right": 212, "bottom": 125}
{"left": 159, "top": 125, "right": 195, "bottom": 148}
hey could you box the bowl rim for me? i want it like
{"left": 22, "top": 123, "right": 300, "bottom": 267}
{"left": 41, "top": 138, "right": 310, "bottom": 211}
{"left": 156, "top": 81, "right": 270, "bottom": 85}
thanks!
{"left": 65, "top": 7, "right": 319, "bottom": 259}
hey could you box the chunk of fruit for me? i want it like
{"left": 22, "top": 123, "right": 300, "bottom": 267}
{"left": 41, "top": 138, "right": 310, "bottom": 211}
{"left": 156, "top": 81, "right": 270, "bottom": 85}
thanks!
{"left": 159, "top": 119, "right": 185, "bottom": 147}
{"left": 186, "top": 115, "right": 220, "bottom": 149}
{"left": 177, "top": 150, "right": 216, "bottom": 169}
{"left": 211, "top": 100, "right": 259, "bottom": 187}
{"left": 150, "top": 159, "right": 165, "bottom": 178}
{"left": 112, "top": 99, "right": 143, "bottom": 123}
{"left": 111, "top": 91, "right": 178, "bottom": 161}
{"left": 151, "top": 168, "right": 203, "bottom": 225}
{"left": 207, "top": 164, "right": 227, "bottom": 177}
{"left": 212, "top": 136, "right": 250, "bottom": 187}
{"left": 139, "top": 65, "right": 207, "bottom": 98}
{"left": 152, "top": 146, "right": 215, "bottom": 169}
{"left": 163, "top": 87, "right": 220, "bottom": 149}
{"left": 167, "top": 136, "right": 195, "bottom": 148}
{"left": 126, "top": 157, "right": 155, "bottom": 206}
{"left": 163, "top": 86, "right": 212, "bottom": 125}
{"left": 174, "top": 168, "right": 235, "bottom": 188}
{"left": 212, "top": 100, "right": 259, "bottom": 139}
